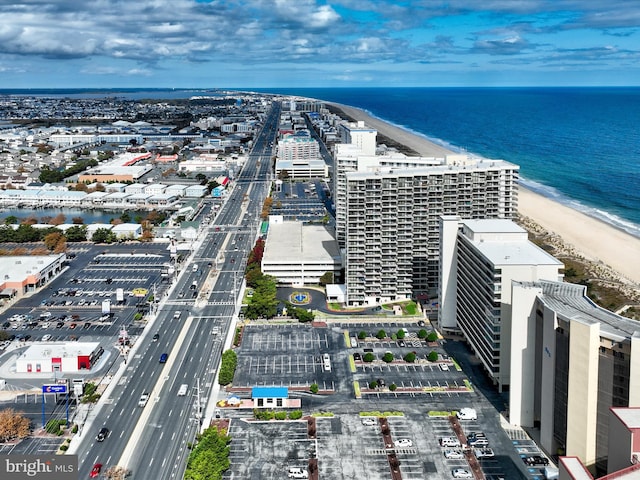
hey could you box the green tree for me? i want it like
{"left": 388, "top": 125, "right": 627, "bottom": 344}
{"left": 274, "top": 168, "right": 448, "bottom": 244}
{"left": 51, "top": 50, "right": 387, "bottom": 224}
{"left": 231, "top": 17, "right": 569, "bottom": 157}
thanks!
{"left": 363, "top": 352, "right": 375, "bottom": 363}
{"left": 389, "top": 383, "right": 397, "bottom": 391}
{"left": 120, "top": 211, "right": 131, "bottom": 223}
{"left": 318, "top": 271, "right": 333, "bottom": 286}
{"left": 65, "top": 225, "right": 87, "bottom": 242}
{"left": 382, "top": 352, "right": 394, "bottom": 363}
{"left": 358, "top": 330, "right": 367, "bottom": 340}
{"left": 376, "top": 329, "right": 387, "bottom": 340}
{"left": 310, "top": 383, "right": 319, "bottom": 394}
{"left": 4, "top": 215, "right": 18, "bottom": 225}
{"left": 92, "top": 228, "right": 116, "bottom": 244}
{"left": 396, "top": 329, "right": 406, "bottom": 339}
{"left": 403, "top": 352, "right": 417, "bottom": 363}
{"left": 184, "top": 426, "right": 231, "bottom": 480}
{"left": 427, "top": 351, "right": 439, "bottom": 362}
{"left": 417, "top": 329, "right": 428, "bottom": 339}
{"left": 426, "top": 332, "right": 438, "bottom": 342}
{"left": 369, "top": 381, "right": 379, "bottom": 389}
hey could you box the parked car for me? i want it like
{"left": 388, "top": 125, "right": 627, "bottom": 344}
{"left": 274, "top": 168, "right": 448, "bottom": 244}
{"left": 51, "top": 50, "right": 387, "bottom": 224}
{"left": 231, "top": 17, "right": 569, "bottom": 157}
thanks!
{"left": 361, "top": 417, "right": 377, "bottom": 426}
{"left": 443, "top": 449, "right": 464, "bottom": 459}
{"left": 394, "top": 439, "right": 413, "bottom": 448}
{"left": 475, "top": 448, "right": 495, "bottom": 459}
{"left": 523, "top": 455, "right": 549, "bottom": 466}
{"left": 452, "top": 469, "right": 473, "bottom": 479}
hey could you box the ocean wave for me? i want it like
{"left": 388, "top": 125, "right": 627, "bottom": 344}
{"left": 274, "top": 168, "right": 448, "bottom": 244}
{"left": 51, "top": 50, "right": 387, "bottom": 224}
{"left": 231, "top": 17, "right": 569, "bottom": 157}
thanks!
{"left": 359, "top": 108, "right": 466, "bottom": 154}
{"left": 359, "top": 108, "right": 640, "bottom": 240}
{"left": 519, "top": 178, "right": 640, "bottom": 239}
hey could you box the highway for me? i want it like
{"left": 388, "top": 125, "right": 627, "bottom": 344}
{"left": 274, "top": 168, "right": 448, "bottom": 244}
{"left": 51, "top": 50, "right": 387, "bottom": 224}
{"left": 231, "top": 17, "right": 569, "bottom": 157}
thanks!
{"left": 74, "top": 101, "right": 281, "bottom": 479}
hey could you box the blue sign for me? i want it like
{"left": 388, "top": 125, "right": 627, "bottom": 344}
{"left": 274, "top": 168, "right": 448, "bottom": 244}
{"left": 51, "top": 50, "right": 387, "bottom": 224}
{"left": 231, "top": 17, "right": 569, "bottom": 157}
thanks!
{"left": 42, "top": 384, "right": 67, "bottom": 394}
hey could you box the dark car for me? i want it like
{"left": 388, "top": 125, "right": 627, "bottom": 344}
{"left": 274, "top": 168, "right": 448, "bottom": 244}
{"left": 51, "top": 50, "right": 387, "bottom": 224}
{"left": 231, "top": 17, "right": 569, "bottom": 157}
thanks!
{"left": 56, "top": 322, "right": 64, "bottom": 329}
{"left": 523, "top": 455, "right": 549, "bottom": 466}
{"left": 3, "top": 321, "right": 11, "bottom": 328}
{"left": 96, "top": 427, "right": 109, "bottom": 442}
{"left": 192, "top": 291, "right": 197, "bottom": 298}
{"left": 353, "top": 352, "right": 362, "bottom": 361}
{"left": 159, "top": 353, "right": 168, "bottom": 363}
{"left": 152, "top": 333, "right": 159, "bottom": 342}
{"left": 83, "top": 322, "right": 91, "bottom": 329}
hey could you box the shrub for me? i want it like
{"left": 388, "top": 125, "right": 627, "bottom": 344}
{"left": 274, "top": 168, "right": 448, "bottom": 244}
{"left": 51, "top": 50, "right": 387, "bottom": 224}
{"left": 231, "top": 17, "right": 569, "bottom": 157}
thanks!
{"left": 289, "top": 410, "right": 303, "bottom": 420}
{"left": 376, "top": 329, "right": 386, "bottom": 339}
{"left": 382, "top": 352, "right": 394, "bottom": 363}
{"left": 59, "top": 445, "right": 68, "bottom": 451}
{"left": 310, "top": 383, "right": 319, "bottom": 394}
{"left": 403, "top": 352, "right": 416, "bottom": 363}
{"left": 363, "top": 352, "right": 375, "bottom": 362}
{"left": 426, "top": 332, "right": 438, "bottom": 342}
{"left": 369, "top": 381, "right": 379, "bottom": 389}
{"left": 396, "top": 329, "right": 406, "bottom": 339}
{"left": 274, "top": 411, "right": 287, "bottom": 420}
{"left": 417, "top": 329, "right": 428, "bottom": 339}
{"left": 218, "top": 350, "right": 237, "bottom": 385}
{"left": 427, "top": 351, "right": 439, "bottom": 362}
{"left": 389, "top": 383, "right": 397, "bottom": 391}
{"left": 358, "top": 330, "right": 367, "bottom": 340}
{"left": 71, "top": 425, "right": 78, "bottom": 434}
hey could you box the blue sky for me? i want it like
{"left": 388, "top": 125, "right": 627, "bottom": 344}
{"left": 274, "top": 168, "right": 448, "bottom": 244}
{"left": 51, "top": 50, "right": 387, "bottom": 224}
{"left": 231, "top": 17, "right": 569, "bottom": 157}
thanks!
{"left": 0, "top": 0, "right": 639, "bottom": 88}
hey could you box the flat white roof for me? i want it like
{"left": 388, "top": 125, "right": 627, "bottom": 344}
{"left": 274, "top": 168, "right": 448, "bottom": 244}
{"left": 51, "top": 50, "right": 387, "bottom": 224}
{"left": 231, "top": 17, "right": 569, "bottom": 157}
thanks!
{"left": 22, "top": 342, "right": 100, "bottom": 359}
{"left": 612, "top": 407, "right": 640, "bottom": 430}
{"left": 263, "top": 222, "right": 340, "bottom": 264}
{"left": 462, "top": 219, "right": 562, "bottom": 267}
{"left": 0, "top": 255, "right": 64, "bottom": 283}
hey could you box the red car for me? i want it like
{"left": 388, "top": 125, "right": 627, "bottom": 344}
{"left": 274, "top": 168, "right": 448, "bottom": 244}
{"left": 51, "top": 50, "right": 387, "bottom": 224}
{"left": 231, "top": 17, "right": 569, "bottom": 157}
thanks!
{"left": 90, "top": 463, "right": 102, "bottom": 478}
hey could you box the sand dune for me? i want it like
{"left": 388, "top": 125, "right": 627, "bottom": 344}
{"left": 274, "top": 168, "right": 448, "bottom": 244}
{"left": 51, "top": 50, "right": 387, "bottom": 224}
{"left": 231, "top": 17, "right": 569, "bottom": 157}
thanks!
{"left": 331, "top": 102, "right": 640, "bottom": 285}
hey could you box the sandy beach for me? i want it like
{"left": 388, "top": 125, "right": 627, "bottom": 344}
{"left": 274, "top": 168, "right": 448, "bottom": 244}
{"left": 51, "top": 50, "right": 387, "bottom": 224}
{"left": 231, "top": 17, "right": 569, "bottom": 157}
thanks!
{"left": 332, "top": 102, "right": 640, "bottom": 286}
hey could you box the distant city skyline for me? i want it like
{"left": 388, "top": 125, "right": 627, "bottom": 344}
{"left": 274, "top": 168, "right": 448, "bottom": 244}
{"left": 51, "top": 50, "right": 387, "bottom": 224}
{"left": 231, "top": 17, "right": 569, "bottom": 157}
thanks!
{"left": 0, "top": 1, "right": 639, "bottom": 88}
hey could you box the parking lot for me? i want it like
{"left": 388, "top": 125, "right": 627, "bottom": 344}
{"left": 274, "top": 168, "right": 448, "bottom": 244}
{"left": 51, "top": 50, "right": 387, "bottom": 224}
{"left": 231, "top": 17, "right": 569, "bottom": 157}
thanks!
{"left": 224, "top": 322, "right": 527, "bottom": 480}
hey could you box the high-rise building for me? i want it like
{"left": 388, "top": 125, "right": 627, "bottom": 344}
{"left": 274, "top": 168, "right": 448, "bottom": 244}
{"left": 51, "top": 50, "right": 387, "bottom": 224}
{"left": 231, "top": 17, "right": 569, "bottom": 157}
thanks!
{"left": 439, "top": 217, "right": 564, "bottom": 389}
{"left": 342, "top": 158, "right": 519, "bottom": 305}
{"left": 510, "top": 280, "right": 640, "bottom": 473}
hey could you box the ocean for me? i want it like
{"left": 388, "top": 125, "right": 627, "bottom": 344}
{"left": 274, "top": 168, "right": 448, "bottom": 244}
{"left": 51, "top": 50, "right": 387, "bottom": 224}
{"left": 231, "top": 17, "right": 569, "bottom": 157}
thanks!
{"left": 2, "top": 87, "right": 639, "bottom": 238}
{"left": 257, "top": 87, "right": 640, "bottom": 239}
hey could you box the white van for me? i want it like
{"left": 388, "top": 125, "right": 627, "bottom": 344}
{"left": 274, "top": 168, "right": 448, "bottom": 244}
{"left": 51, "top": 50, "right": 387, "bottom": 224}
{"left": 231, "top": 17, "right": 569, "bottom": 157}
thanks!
{"left": 439, "top": 437, "right": 461, "bottom": 447}
{"left": 350, "top": 337, "right": 358, "bottom": 348}
{"left": 192, "top": 264, "right": 198, "bottom": 272}
{"left": 177, "top": 384, "right": 188, "bottom": 396}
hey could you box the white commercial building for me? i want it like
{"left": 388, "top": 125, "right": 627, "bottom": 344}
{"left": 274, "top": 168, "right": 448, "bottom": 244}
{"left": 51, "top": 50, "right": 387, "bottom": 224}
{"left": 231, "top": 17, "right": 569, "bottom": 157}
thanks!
{"left": 261, "top": 220, "right": 341, "bottom": 285}
{"left": 438, "top": 217, "right": 563, "bottom": 389}
{"left": 16, "top": 342, "right": 102, "bottom": 373}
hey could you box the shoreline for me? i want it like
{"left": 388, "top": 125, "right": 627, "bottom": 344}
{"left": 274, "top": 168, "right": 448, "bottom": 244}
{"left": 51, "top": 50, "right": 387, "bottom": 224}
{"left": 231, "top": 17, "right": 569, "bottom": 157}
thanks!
{"left": 330, "top": 102, "right": 640, "bottom": 286}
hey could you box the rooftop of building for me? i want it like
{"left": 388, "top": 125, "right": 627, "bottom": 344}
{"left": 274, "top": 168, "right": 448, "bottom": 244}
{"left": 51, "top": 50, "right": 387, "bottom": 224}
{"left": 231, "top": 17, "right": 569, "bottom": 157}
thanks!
{"left": 521, "top": 280, "right": 640, "bottom": 341}
{"left": 0, "top": 255, "right": 65, "bottom": 283}
{"left": 611, "top": 407, "right": 640, "bottom": 430}
{"left": 263, "top": 221, "right": 341, "bottom": 264}
{"left": 21, "top": 342, "right": 100, "bottom": 359}
{"left": 461, "top": 219, "right": 563, "bottom": 267}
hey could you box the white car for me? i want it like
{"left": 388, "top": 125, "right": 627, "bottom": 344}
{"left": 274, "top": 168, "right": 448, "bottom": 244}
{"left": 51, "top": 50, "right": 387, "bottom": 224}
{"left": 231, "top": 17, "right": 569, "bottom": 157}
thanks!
{"left": 474, "top": 448, "right": 495, "bottom": 459}
{"left": 452, "top": 469, "right": 473, "bottom": 478}
{"left": 138, "top": 393, "right": 149, "bottom": 407}
{"left": 41, "top": 334, "right": 52, "bottom": 341}
{"left": 394, "top": 439, "right": 413, "bottom": 448}
{"left": 443, "top": 449, "right": 464, "bottom": 459}
{"left": 361, "top": 417, "right": 377, "bottom": 426}
{"left": 440, "top": 363, "right": 450, "bottom": 371}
